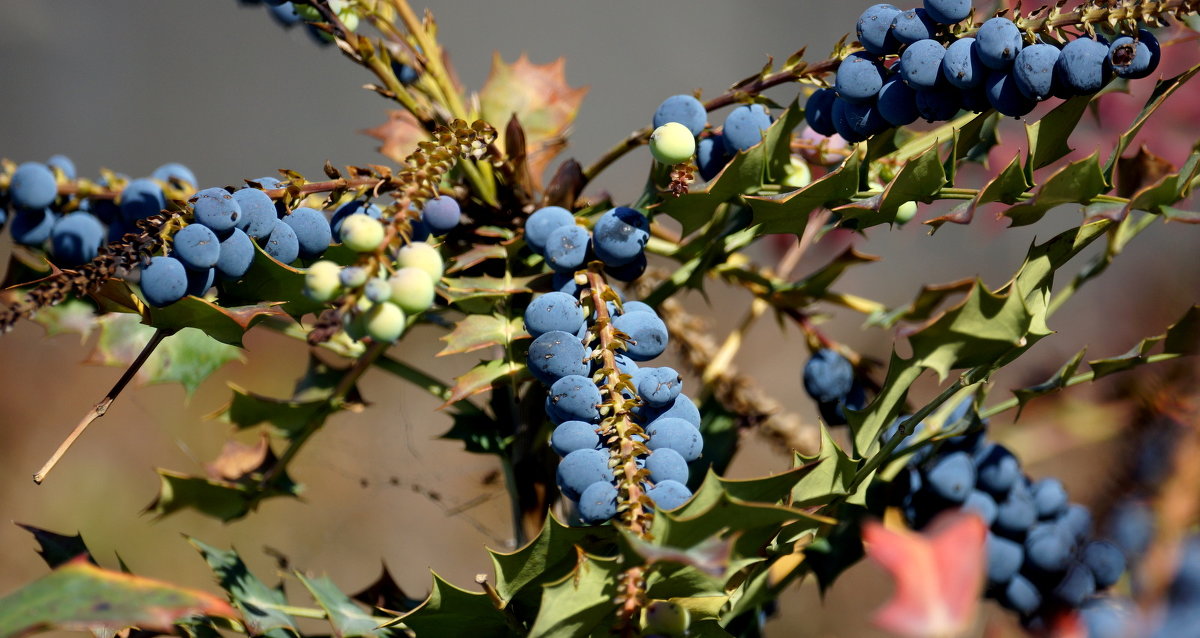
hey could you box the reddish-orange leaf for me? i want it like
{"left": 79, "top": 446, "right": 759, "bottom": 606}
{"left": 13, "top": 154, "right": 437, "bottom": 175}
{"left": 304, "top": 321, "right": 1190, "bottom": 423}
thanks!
{"left": 363, "top": 109, "right": 427, "bottom": 165}
{"left": 863, "top": 511, "right": 986, "bottom": 637}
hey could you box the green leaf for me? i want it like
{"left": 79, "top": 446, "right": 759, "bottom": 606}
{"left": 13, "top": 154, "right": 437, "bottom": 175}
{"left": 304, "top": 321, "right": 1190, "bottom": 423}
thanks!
{"left": 926, "top": 154, "right": 1028, "bottom": 231}
{"left": 146, "top": 297, "right": 284, "bottom": 347}
{"left": 393, "top": 573, "right": 519, "bottom": 637}
{"left": 219, "top": 385, "right": 328, "bottom": 439}
{"left": 147, "top": 470, "right": 298, "bottom": 522}
{"left": 442, "top": 274, "right": 541, "bottom": 305}
{"left": 1126, "top": 152, "right": 1200, "bottom": 215}
{"left": 803, "top": 508, "right": 865, "bottom": 593}
{"left": 0, "top": 558, "right": 235, "bottom": 637}
{"left": 31, "top": 299, "right": 97, "bottom": 341}
{"left": 142, "top": 328, "right": 244, "bottom": 397}
{"left": 1003, "top": 153, "right": 1107, "bottom": 227}
{"left": 659, "top": 99, "right": 804, "bottom": 236}
{"left": 15, "top": 523, "right": 96, "bottom": 568}
{"left": 1025, "top": 95, "right": 1091, "bottom": 171}
{"left": 1089, "top": 305, "right": 1200, "bottom": 378}
{"left": 295, "top": 573, "right": 403, "bottom": 637}
{"left": 219, "top": 244, "right": 327, "bottom": 317}
{"left": 864, "top": 279, "right": 975, "bottom": 329}
{"left": 906, "top": 279, "right": 1036, "bottom": 381}
{"left": 527, "top": 553, "right": 620, "bottom": 638}
{"left": 188, "top": 539, "right": 299, "bottom": 636}
{"left": 1103, "top": 62, "right": 1200, "bottom": 182}
{"left": 441, "top": 358, "right": 527, "bottom": 407}
{"left": 790, "top": 424, "right": 859, "bottom": 507}
{"left": 440, "top": 408, "right": 507, "bottom": 454}
{"left": 835, "top": 144, "right": 946, "bottom": 229}
{"left": 1011, "top": 347, "right": 1087, "bottom": 417}
{"left": 439, "top": 314, "right": 528, "bottom": 356}
{"left": 744, "top": 151, "right": 860, "bottom": 237}
{"left": 490, "top": 514, "right": 617, "bottom": 607}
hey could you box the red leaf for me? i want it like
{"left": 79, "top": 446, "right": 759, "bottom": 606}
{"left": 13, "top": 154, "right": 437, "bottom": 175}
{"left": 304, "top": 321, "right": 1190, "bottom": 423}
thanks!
{"left": 863, "top": 511, "right": 986, "bottom": 638}
{"left": 363, "top": 109, "right": 427, "bottom": 165}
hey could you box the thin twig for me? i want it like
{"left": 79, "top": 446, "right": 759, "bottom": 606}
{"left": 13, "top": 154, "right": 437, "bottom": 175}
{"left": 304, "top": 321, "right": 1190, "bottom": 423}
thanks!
{"left": 33, "top": 327, "right": 173, "bottom": 484}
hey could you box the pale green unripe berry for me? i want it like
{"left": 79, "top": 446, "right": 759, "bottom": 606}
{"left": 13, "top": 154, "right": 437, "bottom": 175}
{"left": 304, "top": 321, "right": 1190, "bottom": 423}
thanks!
{"left": 340, "top": 214, "right": 386, "bottom": 253}
{"left": 649, "top": 122, "right": 696, "bottom": 165}
{"left": 895, "top": 200, "right": 918, "bottom": 225}
{"left": 782, "top": 156, "right": 812, "bottom": 188}
{"left": 396, "top": 242, "right": 444, "bottom": 281}
{"left": 304, "top": 260, "right": 342, "bottom": 302}
{"left": 388, "top": 267, "right": 436, "bottom": 314}
{"left": 364, "top": 301, "right": 407, "bottom": 343}
{"left": 642, "top": 600, "right": 690, "bottom": 636}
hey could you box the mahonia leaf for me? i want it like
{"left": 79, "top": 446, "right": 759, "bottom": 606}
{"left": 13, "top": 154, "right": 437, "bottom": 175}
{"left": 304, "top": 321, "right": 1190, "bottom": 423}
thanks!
{"left": 31, "top": 299, "right": 97, "bottom": 341}
{"left": 440, "top": 359, "right": 527, "bottom": 408}
{"left": 188, "top": 539, "right": 299, "bottom": 636}
{"left": 390, "top": 572, "right": 518, "bottom": 637}
{"left": 1089, "top": 304, "right": 1200, "bottom": 379}
{"left": 15, "top": 523, "right": 96, "bottom": 568}
{"left": 218, "top": 385, "right": 328, "bottom": 439}
{"left": 442, "top": 274, "right": 541, "bottom": 305}
{"left": 352, "top": 564, "right": 422, "bottom": 613}
{"left": 363, "top": 109, "right": 426, "bottom": 165}
{"left": 438, "top": 314, "right": 528, "bottom": 356}
{"left": 1003, "top": 153, "right": 1107, "bottom": 227}
{"left": 863, "top": 512, "right": 986, "bottom": 638}
{"left": 479, "top": 54, "right": 588, "bottom": 187}
{"left": 489, "top": 514, "right": 617, "bottom": 608}
{"left": 660, "top": 99, "right": 805, "bottom": 236}
{"left": 0, "top": 557, "right": 236, "bottom": 636}
{"left": 745, "top": 149, "right": 859, "bottom": 238}
{"left": 770, "top": 247, "right": 880, "bottom": 309}
{"left": 440, "top": 407, "right": 507, "bottom": 454}
{"left": 204, "top": 435, "right": 274, "bottom": 482}
{"left": 295, "top": 573, "right": 403, "bottom": 637}
{"left": 835, "top": 144, "right": 946, "bottom": 229}
{"left": 1011, "top": 347, "right": 1088, "bottom": 417}
{"left": 791, "top": 424, "right": 860, "bottom": 506}
{"left": 926, "top": 154, "right": 1029, "bottom": 230}
{"left": 1125, "top": 151, "right": 1200, "bottom": 216}
{"left": 1025, "top": 95, "right": 1091, "bottom": 171}
{"left": 1116, "top": 145, "right": 1176, "bottom": 198}
{"left": 1103, "top": 62, "right": 1200, "bottom": 182}
{"left": 146, "top": 296, "right": 285, "bottom": 347}
{"left": 219, "top": 244, "right": 327, "bottom": 317}
{"left": 865, "top": 279, "right": 975, "bottom": 329}
{"left": 87, "top": 316, "right": 241, "bottom": 397}
{"left": 527, "top": 552, "right": 620, "bottom": 638}
{"left": 446, "top": 243, "right": 508, "bottom": 274}
{"left": 147, "top": 469, "right": 298, "bottom": 522}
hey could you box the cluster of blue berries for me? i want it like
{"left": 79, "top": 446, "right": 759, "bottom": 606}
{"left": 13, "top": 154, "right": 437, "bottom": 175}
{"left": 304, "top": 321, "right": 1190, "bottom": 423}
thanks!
{"left": 651, "top": 94, "right": 774, "bottom": 182}
{"left": 802, "top": 348, "right": 868, "bottom": 426}
{"left": 526, "top": 205, "right": 650, "bottom": 284}
{"left": 806, "top": 0, "right": 1162, "bottom": 142}
{"left": 886, "top": 402, "right": 1129, "bottom": 624}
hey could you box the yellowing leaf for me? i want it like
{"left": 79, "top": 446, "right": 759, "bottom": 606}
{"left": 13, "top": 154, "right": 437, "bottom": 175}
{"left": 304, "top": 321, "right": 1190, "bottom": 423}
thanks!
{"left": 363, "top": 109, "right": 427, "bottom": 165}
{"left": 479, "top": 54, "right": 588, "bottom": 186}
{"left": 438, "top": 314, "right": 527, "bottom": 356}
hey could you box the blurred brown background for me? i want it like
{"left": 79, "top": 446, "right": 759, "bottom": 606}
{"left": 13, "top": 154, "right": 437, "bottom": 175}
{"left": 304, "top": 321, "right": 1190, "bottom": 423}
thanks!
{"left": 1, "top": 2, "right": 1198, "bottom": 636}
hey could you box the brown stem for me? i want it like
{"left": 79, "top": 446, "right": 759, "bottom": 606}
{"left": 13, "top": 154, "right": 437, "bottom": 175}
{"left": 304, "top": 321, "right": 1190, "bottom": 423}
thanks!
{"left": 33, "top": 328, "right": 173, "bottom": 484}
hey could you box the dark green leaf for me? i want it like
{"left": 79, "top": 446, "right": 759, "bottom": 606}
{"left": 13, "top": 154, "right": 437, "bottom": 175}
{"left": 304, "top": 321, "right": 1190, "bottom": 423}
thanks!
{"left": 295, "top": 573, "right": 403, "bottom": 637}
{"left": 15, "top": 523, "right": 96, "bottom": 568}
{"left": 188, "top": 539, "right": 299, "bottom": 636}
{"left": 439, "top": 314, "right": 527, "bottom": 356}
{"left": 392, "top": 573, "right": 519, "bottom": 637}
{"left": 1003, "top": 153, "right": 1107, "bottom": 227}
{"left": 925, "top": 154, "right": 1028, "bottom": 231}
{"left": 527, "top": 553, "right": 620, "bottom": 638}
{"left": 744, "top": 151, "right": 860, "bottom": 237}
{"left": 1026, "top": 95, "right": 1091, "bottom": 171}
{"left": 906, "top": 279, "right": 1036, "bottom": 380}
{"left": 1103, "top": 62, "right": 1200, "bottom": 182}
{"left": 219, "top": 244, "right": 326, "bottom": 317}
{"left": 442, "top": 274, "right": 541, "bottom": 305}
{"left": 146, "top": 297, "right": 284, "bottom": 347}
{"left": 1011, "top": 348, "right": 1087, "bottom": 417}
{"left": 835, "top": 144, "right": 946, "bottom": 229}
{"left": 147, "top": 470, "right": 298, "bottom": 522}
{"left": 490, "top": 514, "right": 617, "bottom": 607}
{"left": 219, "top": 385, "right": 328, "bottom": 438}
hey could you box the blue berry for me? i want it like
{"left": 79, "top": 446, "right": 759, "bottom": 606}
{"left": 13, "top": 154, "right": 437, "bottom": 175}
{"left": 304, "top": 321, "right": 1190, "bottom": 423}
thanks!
{"left": 551, "top": 421, "right": 600, "bottom": 457}
{"left": 152, "top": 162, "right": 197, "bottom": 187}
{"left": 1024, "top": 524, "right": 1072, "bottom": 573}
{"left": 1082, "top": 540, "right": 1126, "bottom": 589}
{"left": 1106, "top": 499, "right": 1153, "bottom": 558}
{"left": 592, "top": 207, "right": 649, "bottom": 267}
{"left": 818, "top": 381, "right": 866, "bottom": 426}
{"left": 1013, "top": 43, "right": 1061, "bottom": 100}
{"left": 994, "top": 481, "right": 1037, "bottom": 538}
{"left": 804, "top": 89, "right": 839, "bottom": 138}
{"left": 10, "top": 208, "right": 57, "bottom": 246}
{"left": 922, "top": 0, "right": 970, "bottom": 24}
{"left": 646, "top": 479, "right": 692, "bottom": 510}
{"left": 268, "top": 2, "right": 302, "bottom": 26}
{"left": 612, "top": 311, "right": 668, "bottom": 361}
{"left": 543, "top": 224, "right": 589, "bottom": 273}
{"left": 963, "top": 490, "right": 998, "bottom": 526}
{"left": 901, "top": 39, "right": 948, "bottom": 90}
{"left": 549, "top": 375, "right": 602, "bottom": 423}
{"left": 1109, "top": 30, "right": 1160, "bottom": 79}
{"left": 640, "top": 394, "right": 702, "bottom": 427}
{"left": 1080, "top": 597, "right": 1133, "bottom": 638}
{"left": 1031, "top": 478, "right": 1068, "bottom": 519}
{"left": 527, "top": 330, "right": 589, "bottom": 386}
{"left": 525, "top": 206, "right": 575, "bottom": 255}
{"left": 652, "top": 94, "right": 707, "bottom": 137}
{"left": 803, "top": 349, "right": 854, "bottom": 402}
{"left": 192, "top": 187, "right": 242, "bottom": 234}
{"left": 925, "top": 451, "right": 976, "bottom": 503}
{"left": 392, "top": 60, "right": 419, "bottom": 85}
{"left": 185, "top": 266, "right": 215, "bottom": 298}
{"left": 421, "top": 195, "right": 461, "bottom": 235}
{"left": 835, "top": 53, "right": 886, "bottom": 102}
{"left": 364, "top": 278, "right": 392, "bottom": 303}
{"left": 1053, "top": 562, "right": 1096, "bottom": 606}
{"left": 1056, "top": 37, "right": 1112, "bottom": 95}
{"left": 646, "top": 417, "right": 703, "bottom": 461}
{"left": 891, "top": 8, "right": 936, "bottom": 45}
{"left": 1001, "top": 574, "right": 1041, "bottom": 614}
{"left": 282, "top": 207, "right": 332, "bottom": 258}
{"left": 119, "top": 178, "right": 166, "bottom": 223}
{"left": 526, "top": 292, "right": 585, "bottom": 338}
{"left": 645, "top": 448, "right": 689, "bottom": 485}
{"left": 1060, "top": 503, "right": 1093, "bottom": 542}
{"left": 975, "top": 444, "right": 1021, "bottom": 495}
{"left": 578, "top": 481, "right": 618, "bottom": 524}
{"left": 976, "top": 18, "right": 1024, "bottom": 70}
{"left": 721, "top": 104, "right": 772, "bottom": 152}
{"left": 986, "top": 532, "right": 1024, "bottom": 584}
{"left": 915, "top": 85, "right": 962, "bottom": 121}
{"left": 877, "top": 73, "right": 920, "bottom": 126}
{"left": 857, "top": 4, "right": 901, "bottom": 55}
{"left": 140, "top": 256, "right": 188, "bottom": 307}
{"left": 637, "top": 367, "right": 682, "bottom": 408}
{"left": 172, "top": 223, "right": 221, "bottom": 271}
{"left": 49, "top": 213, "right": 104, "bottom": 266}
{"left": 696, "top": 133, "right": 734, "bottom": 181}
{"left": 833, "top": 98, "right": 888, "bottom": 140}
{"left": 263, "top": 219, "right": 299, "bottom": 263}
{"left": 556, "top": 448, "right": 611, "bottom": 501}
{"left": 942, "top": 37, "right": 986, "bottom": 89}
{"left": 46, "top": 155, "right": 76, "bottom": 180}
{"left": 233, "top": 188, "right": 277, "bottom": 240}
{"left": 216, "top": 228, "right": 254, "bottom": 280}
{"left": 10, "top": 162, "right": 58, "bottom": 210}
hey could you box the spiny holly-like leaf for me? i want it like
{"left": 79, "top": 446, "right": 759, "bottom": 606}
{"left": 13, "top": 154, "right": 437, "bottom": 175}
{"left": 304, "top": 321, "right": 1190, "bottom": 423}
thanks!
{"left": 479, "top": 53, "right": 588, "bottom": 187}
{"left": 1025, "top": 95, "right": 1091, "bottom": 171}
{"left": 835, "top": 144, "right": 946, "bottom": 229}
{"left": 527, "top": 552, "right": 620, "bottom": 638}
{"left": 363, "top": 109, "right": 426, "bottom": 165}
{"left": 624, "top": 535, "right": 731, "bottom": 587}
{"left": 352, "top": 564, "right": 422, "bottom": 614}
{"left": 905, "top": 279, "right": 1035, "bottom": 381}
{"left": 1103, "top": 61, "right": 1200, "bottom": 182}
{"left": 219, "top": 243, "right": 327, "bottom": 317}
{"left": 146, "top": 296, "right": 285, "bottom": 347}
{"left": 442, "top": 274, "right": 541, "bottom": 305}
{"left": 390, "top": 572, "right": 518, "bottom": 637}
{"left": 15, "top": 523, "right": 96, "bottom": 568}
{"left": 188, "top": 539, "right": 299, "bottom": 636}
{"left": 438, "top": 314, "right": 527, "bottom": 356}
{"left": 1012, "top": 347, "right": 1088, "bottom": 417}
{"left": 0, "top": 557, "right": 236, "bottom": 637}
{"left": 440, "top": 358, "right": 527, "bottom": 408}
{"left": 1116, "top": 145, "right": 1176, "bottom": 198}
{"left": 865, "top": 279, "right": 975, "bottom": 329}
{"left": 1089, "top": 305, "right": 1200, "bottom": 379}
{"left": 295, "top": 573, "right": 403, "bottom": 638}
{"left": 863, "top": 512, "right": 986, "bottom": 638}
{"left": 446, "top": 243, "right": 509, "bottom": 274}
{"left": 1162, "top": 206, "right": 1200, "bottom": 223}
{"left": 489, "top": 513, "right": 617, "bottom": 607}
{"left": 1003, "top": 153, "right": 1107, "bottom": 227}
{"left": 87, "top": 316, "right": 242, "bottom": 397}
{"left": 770, "top": 246, "right": 880, "bottom": 309}
{"left": 218, "top": 385, "right": 328, "bottom": 439}
{"left": 744, "top": 149, "right": 860, "bottom": 238}
{"left": 147, "top": 469, "right": 298, "bottom": 522}
{"left": 927, "top": 154, "right": 1029, "bottom": 230}
{"left": 660, "top": 99, "right": 805, "bottom": 236}
{"left": 1125, "top": 151, "right": 1200, "bottom": 216}
{"left": 791, "top": 424, "right": 859, "bottom": 507}
{"left": 30, "top": 299, "right": 97, "bottom": 341}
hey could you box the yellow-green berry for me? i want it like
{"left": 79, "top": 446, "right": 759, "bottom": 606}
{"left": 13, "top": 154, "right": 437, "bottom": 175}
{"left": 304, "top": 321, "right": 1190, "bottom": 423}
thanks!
{"left": 364, "top": 301, "right": 407, "bottom": 342}
{"left": 340, "top": 214, "right": 386, "bottom": 253}
{"left": 649, "top": 122, "right": 696, "bottom": 165}
{"left": 396, "top": 242, "right": 444, "bottom": 281}
{"left": 304, "top": 259, "right": 342, "bottom": 302}
{"left": 388, "top": 267, "right": 436, "bottom": 314}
